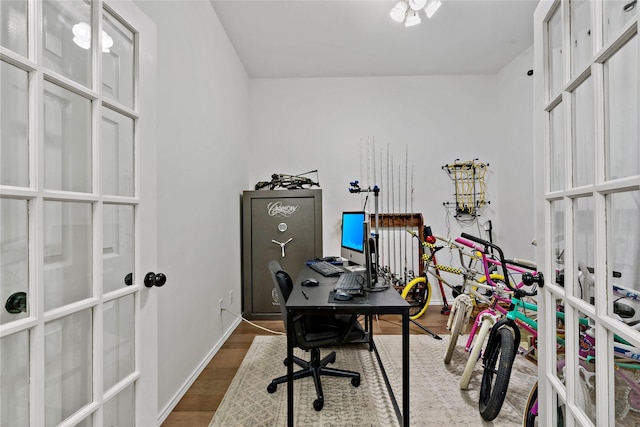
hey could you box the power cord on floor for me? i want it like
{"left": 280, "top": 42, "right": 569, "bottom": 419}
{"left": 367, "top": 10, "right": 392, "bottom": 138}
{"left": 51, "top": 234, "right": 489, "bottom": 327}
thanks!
{"left": 221, "top": 307, "right": 285, "bottom": 335}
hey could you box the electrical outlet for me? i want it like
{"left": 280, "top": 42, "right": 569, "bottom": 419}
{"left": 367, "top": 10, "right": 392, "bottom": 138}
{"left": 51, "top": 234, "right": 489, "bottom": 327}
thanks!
{"left": 229, "top": 290, "right": 233, "bottom": 305}
{"left": 218, "top": 298, "right": 224, "bottom": 313}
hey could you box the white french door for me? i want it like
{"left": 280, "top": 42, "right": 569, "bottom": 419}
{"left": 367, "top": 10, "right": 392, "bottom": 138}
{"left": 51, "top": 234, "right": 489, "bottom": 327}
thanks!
{"left": 0, "top": 1, "right": 158, "bottom": 426}
{"left": 535, "top": 0, "right": 639, "bottom": 425}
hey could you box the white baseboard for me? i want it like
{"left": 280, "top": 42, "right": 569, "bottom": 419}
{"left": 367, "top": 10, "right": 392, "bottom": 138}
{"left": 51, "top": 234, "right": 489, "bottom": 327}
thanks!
{"left": 157, "top": 316, "right": 242, "bottom": 425}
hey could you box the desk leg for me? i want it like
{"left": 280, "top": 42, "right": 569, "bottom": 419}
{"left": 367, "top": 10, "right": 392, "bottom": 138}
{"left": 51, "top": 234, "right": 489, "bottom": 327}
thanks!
{"left": 402, "top": 310, "right": 410, "bottom": 426}
{"left": 367, "top": 314, "right": 373, "bottom": 351}
{"left": 287, "top": 310, "right": 294, "bottom": 427}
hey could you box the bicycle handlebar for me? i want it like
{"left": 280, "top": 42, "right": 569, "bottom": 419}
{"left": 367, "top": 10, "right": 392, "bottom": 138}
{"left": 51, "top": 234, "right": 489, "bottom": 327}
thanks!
{"left": 458, "top": 233, "right": 543, "bottom": 295}
{"left": 505, "top": 258, "right": 537, "bottom": 271}
{"left": 460, "top": 232, "right": 494, "bottom": 250}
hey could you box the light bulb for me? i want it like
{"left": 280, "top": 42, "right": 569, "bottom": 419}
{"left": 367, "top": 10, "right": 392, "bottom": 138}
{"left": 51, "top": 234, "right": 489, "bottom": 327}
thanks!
{"left": 72, "top": 22, "right": 91, "bottom": 50}
{"left": 409, "top": 0, "right": 427, "bottom": 11}
{"left": 102, "top": 31, "right": 113, "bottom": 53}
{"left": 424, "top": 0, "right": 442, "bottom": 18}
{"left": 390, "top": 1, "right": 408, "bottom": 23}
{"left": 404, "top": 10, "right": 421, "bottom": 27}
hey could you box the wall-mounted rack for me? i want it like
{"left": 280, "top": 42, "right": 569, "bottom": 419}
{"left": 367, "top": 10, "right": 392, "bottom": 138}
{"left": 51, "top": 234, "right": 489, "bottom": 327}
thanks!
{"left": 442, "top": 159, "right": 490, "bottom": 218}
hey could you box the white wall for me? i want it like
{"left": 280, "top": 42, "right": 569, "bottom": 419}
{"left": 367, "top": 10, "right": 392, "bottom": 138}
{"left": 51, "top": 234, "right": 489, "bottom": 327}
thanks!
{"left": 133, "top": 1, "right": 250, "bottom": 421}
{"left": 249, "top": 46, "right": 535, "bottom": 301}
{"left": 493, "top": 46, "right": 536, "bottom": 260}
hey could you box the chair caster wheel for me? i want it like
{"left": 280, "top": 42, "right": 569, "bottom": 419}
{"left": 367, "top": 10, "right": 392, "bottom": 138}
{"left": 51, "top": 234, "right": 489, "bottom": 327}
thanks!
{"left": 267, "top": 383, "right": 277, "bottom": 394}
{"left": 283, "top": 358, "right": 288, "bottom": 366}
{"left": 313, "top": 398, "right": 324, "bottom": 411}
{"left": 328, "top": 353, "right": 336, "bottom": 364}
{"left": 351, "top": 376, "right": 360, "bottom": 387}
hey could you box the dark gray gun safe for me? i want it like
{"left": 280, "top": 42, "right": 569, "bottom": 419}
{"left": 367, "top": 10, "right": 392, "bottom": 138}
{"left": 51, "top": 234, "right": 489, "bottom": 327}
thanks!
{"left": 242, "top": 189, "right": 323, "bottom": 320}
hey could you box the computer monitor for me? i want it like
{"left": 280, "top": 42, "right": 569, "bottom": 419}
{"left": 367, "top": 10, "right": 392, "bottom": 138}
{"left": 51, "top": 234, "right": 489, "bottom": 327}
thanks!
{"left": 340, "top": 211, "right": 368, "bottom": 267}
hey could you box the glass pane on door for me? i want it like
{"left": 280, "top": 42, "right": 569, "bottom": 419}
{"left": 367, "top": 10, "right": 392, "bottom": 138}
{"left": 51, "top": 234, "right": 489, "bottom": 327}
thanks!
{"left": 607, "top": 190, "right": 640, "bottom": 324}
{"left": 570, "top": 0, "right": 593, "bottom": 76}
{"left": 101, "top": 108, "right": 134, "bottom": 197}
{"left": 572, "top": 77, "right": 595, "bottom": 187}
{"left": 43, "top": 201, "right": 92, "bottom": 311}
{"left": 553, "top": 295, "right": 566, "bottom": 384}
{"left": 103, "top": 294, "right": 135, "bottom": 391}
{"left": 604, "top": 0, "right": 638, "bottom": 43}
{"left": 43, "top": 81, "right": 92, "bottom": 193}
{"left": 550, "top": 104, "right": 566, "bottom": 191}
{"left": 0, "top": 330, "right": 29, "bottom": 427}
{"left": 102, "top": 10, "right": 135, "bottom": 109}
{"left": 551, "top": 199, "right": 566, "bottom": 284}
{"left": 0, "top": 198, "right": 29, "bottom": 324}
{"left": 548, "top": 6, "right": 564, "bottom": 98}
{"left": 574, "top": 196, "right": 595, "bottom": 305}
{"left": 103, "top": 204, "right": 135, "bottom": 294}
{"left": 611, "top": 360, "right": 640, "bottom": 427}
{"left": 1, "top": 60, "right": 29, "bottom": 187}
{"left": 605, "top": 36, "right": 638, "bottom": 180}
{"left": 0, "top": 0, "right": 28, "bottom": 56}
{"left": 44, "top": 308, "right": 93, "bottom": 426}
{"left": 576, "top": 310, "right": 597, "bottom": 424}
{"left": 42, "top": 0, "right": 92, "bottom": 87}
{"left": 104, "top": 383, "right": 135, "bottom": 426}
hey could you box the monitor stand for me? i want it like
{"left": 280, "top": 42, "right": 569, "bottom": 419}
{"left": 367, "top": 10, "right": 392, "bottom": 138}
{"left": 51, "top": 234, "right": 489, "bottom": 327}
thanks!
{"left": 343, "top": 264, "right": 366, "bottom": 273}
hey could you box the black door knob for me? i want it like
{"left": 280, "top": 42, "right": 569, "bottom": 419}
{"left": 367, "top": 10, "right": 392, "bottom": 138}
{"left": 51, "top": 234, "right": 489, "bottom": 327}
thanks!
{"left": 144, "top": 272, "right": 167, "bottom": 288}
{"left": 5, "top": 292, "right": 27, "bottom": 314}
{"left": 124, "top": 273, "right": 133, "bottom": 286}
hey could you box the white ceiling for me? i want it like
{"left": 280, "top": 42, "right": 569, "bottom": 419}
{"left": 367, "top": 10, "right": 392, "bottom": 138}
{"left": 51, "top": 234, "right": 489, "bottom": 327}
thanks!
{"left": 210, "top": 0, "right": 539, "bottom": 78}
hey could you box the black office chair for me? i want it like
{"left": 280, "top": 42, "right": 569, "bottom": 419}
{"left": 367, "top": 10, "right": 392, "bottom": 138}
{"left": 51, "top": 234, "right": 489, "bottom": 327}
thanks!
{"left": 266, "top": 260, "right": 364, "bottom": 411}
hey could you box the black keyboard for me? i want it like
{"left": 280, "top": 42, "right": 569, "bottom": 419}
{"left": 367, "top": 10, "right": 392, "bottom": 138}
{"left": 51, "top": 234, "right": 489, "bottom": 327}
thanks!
{"left": 334, "top": 272, "right": 364, "bottom": 292}
{"left": 309, "top": 260, "right": 344, "bottom": 277}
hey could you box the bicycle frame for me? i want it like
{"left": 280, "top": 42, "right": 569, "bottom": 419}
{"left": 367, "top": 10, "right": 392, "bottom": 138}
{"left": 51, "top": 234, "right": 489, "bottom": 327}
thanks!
{"left": 426, "top": 235, "right": 503, "bottom": 304}
{"left": 455, "top": 236, "right": 539, "bottom": 351}
{"left": 405, "top": 231, "right": 497, "bottom": 316}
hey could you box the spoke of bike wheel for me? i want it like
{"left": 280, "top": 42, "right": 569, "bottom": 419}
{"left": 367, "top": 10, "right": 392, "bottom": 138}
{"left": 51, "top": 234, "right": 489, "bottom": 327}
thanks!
{"left": 485, "top": 366, "right": 499, "bottom": 375}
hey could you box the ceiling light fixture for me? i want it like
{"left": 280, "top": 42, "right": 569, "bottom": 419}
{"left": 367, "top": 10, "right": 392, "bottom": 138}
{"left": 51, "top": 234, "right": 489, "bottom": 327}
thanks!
{"left": 389, "top": 0, "right": 442, "bottom": 27}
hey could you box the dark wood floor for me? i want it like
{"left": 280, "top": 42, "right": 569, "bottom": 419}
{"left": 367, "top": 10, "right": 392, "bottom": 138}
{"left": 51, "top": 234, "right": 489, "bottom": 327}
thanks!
{"left": 161, "top": 306, "right": 450, "bottom": 426}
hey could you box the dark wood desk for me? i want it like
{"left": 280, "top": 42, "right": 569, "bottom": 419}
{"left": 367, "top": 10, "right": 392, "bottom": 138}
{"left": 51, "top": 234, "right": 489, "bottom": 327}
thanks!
{"left": 285, "top": 266, "right": 410, "bottom": 426}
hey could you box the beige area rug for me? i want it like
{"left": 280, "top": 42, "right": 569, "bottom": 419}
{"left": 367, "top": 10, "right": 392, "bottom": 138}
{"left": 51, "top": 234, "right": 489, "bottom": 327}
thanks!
{"left": 210, "top": 334, "right": 537, "bottom": 426}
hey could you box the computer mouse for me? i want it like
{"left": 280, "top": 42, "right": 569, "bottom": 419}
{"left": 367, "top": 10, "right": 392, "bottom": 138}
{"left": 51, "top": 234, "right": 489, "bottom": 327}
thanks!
{"left": 301, "top": 278, "right": 319, "bottom": 287}
{"left": 334, "top": 290, "right": 353, "bottom": 301}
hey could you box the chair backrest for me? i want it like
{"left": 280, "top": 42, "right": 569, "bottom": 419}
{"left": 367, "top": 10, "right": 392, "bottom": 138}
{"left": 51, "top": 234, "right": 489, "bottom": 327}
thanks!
{"left": 268, "top": 260, "right": 293, "bottom": 329}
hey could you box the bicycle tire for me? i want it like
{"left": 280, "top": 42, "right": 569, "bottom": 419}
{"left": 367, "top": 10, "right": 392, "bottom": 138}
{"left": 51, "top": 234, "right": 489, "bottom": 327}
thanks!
{"left": 478, "top": 327, "right": 516, "bottom": 421}
{"left": 401, "top": 276, "right": 432, "bottom": 320}
{"left": 523, "top": 381, "right": 565, "bottom": 426}
{"left": 459, "top": 317, "right": 492, "bottom": 389}
{"left": 523, "top": 382, "right": 538, "bottom": 427}
{"left": 444, "top": 300, "right": 468, "bottom": 363}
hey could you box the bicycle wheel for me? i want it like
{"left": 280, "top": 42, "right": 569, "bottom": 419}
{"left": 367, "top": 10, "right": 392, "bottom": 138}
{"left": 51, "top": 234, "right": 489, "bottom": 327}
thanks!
{"left": 401, "top": 276, "right": 432, "bottom": 320}
{"left": 478, "top": 327, "right": 516, "bottom": 421}
{"left": 460, "top": 317, "right": 492, "bottom": 389}
{"left": 523, "top": 381, "right": 565, "bottom": 426}
{"left": 523, "top": 382, "right": 538, "bottom": 426}
{"left": 444, "top": 298, "right": 468, "bottom": 364}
